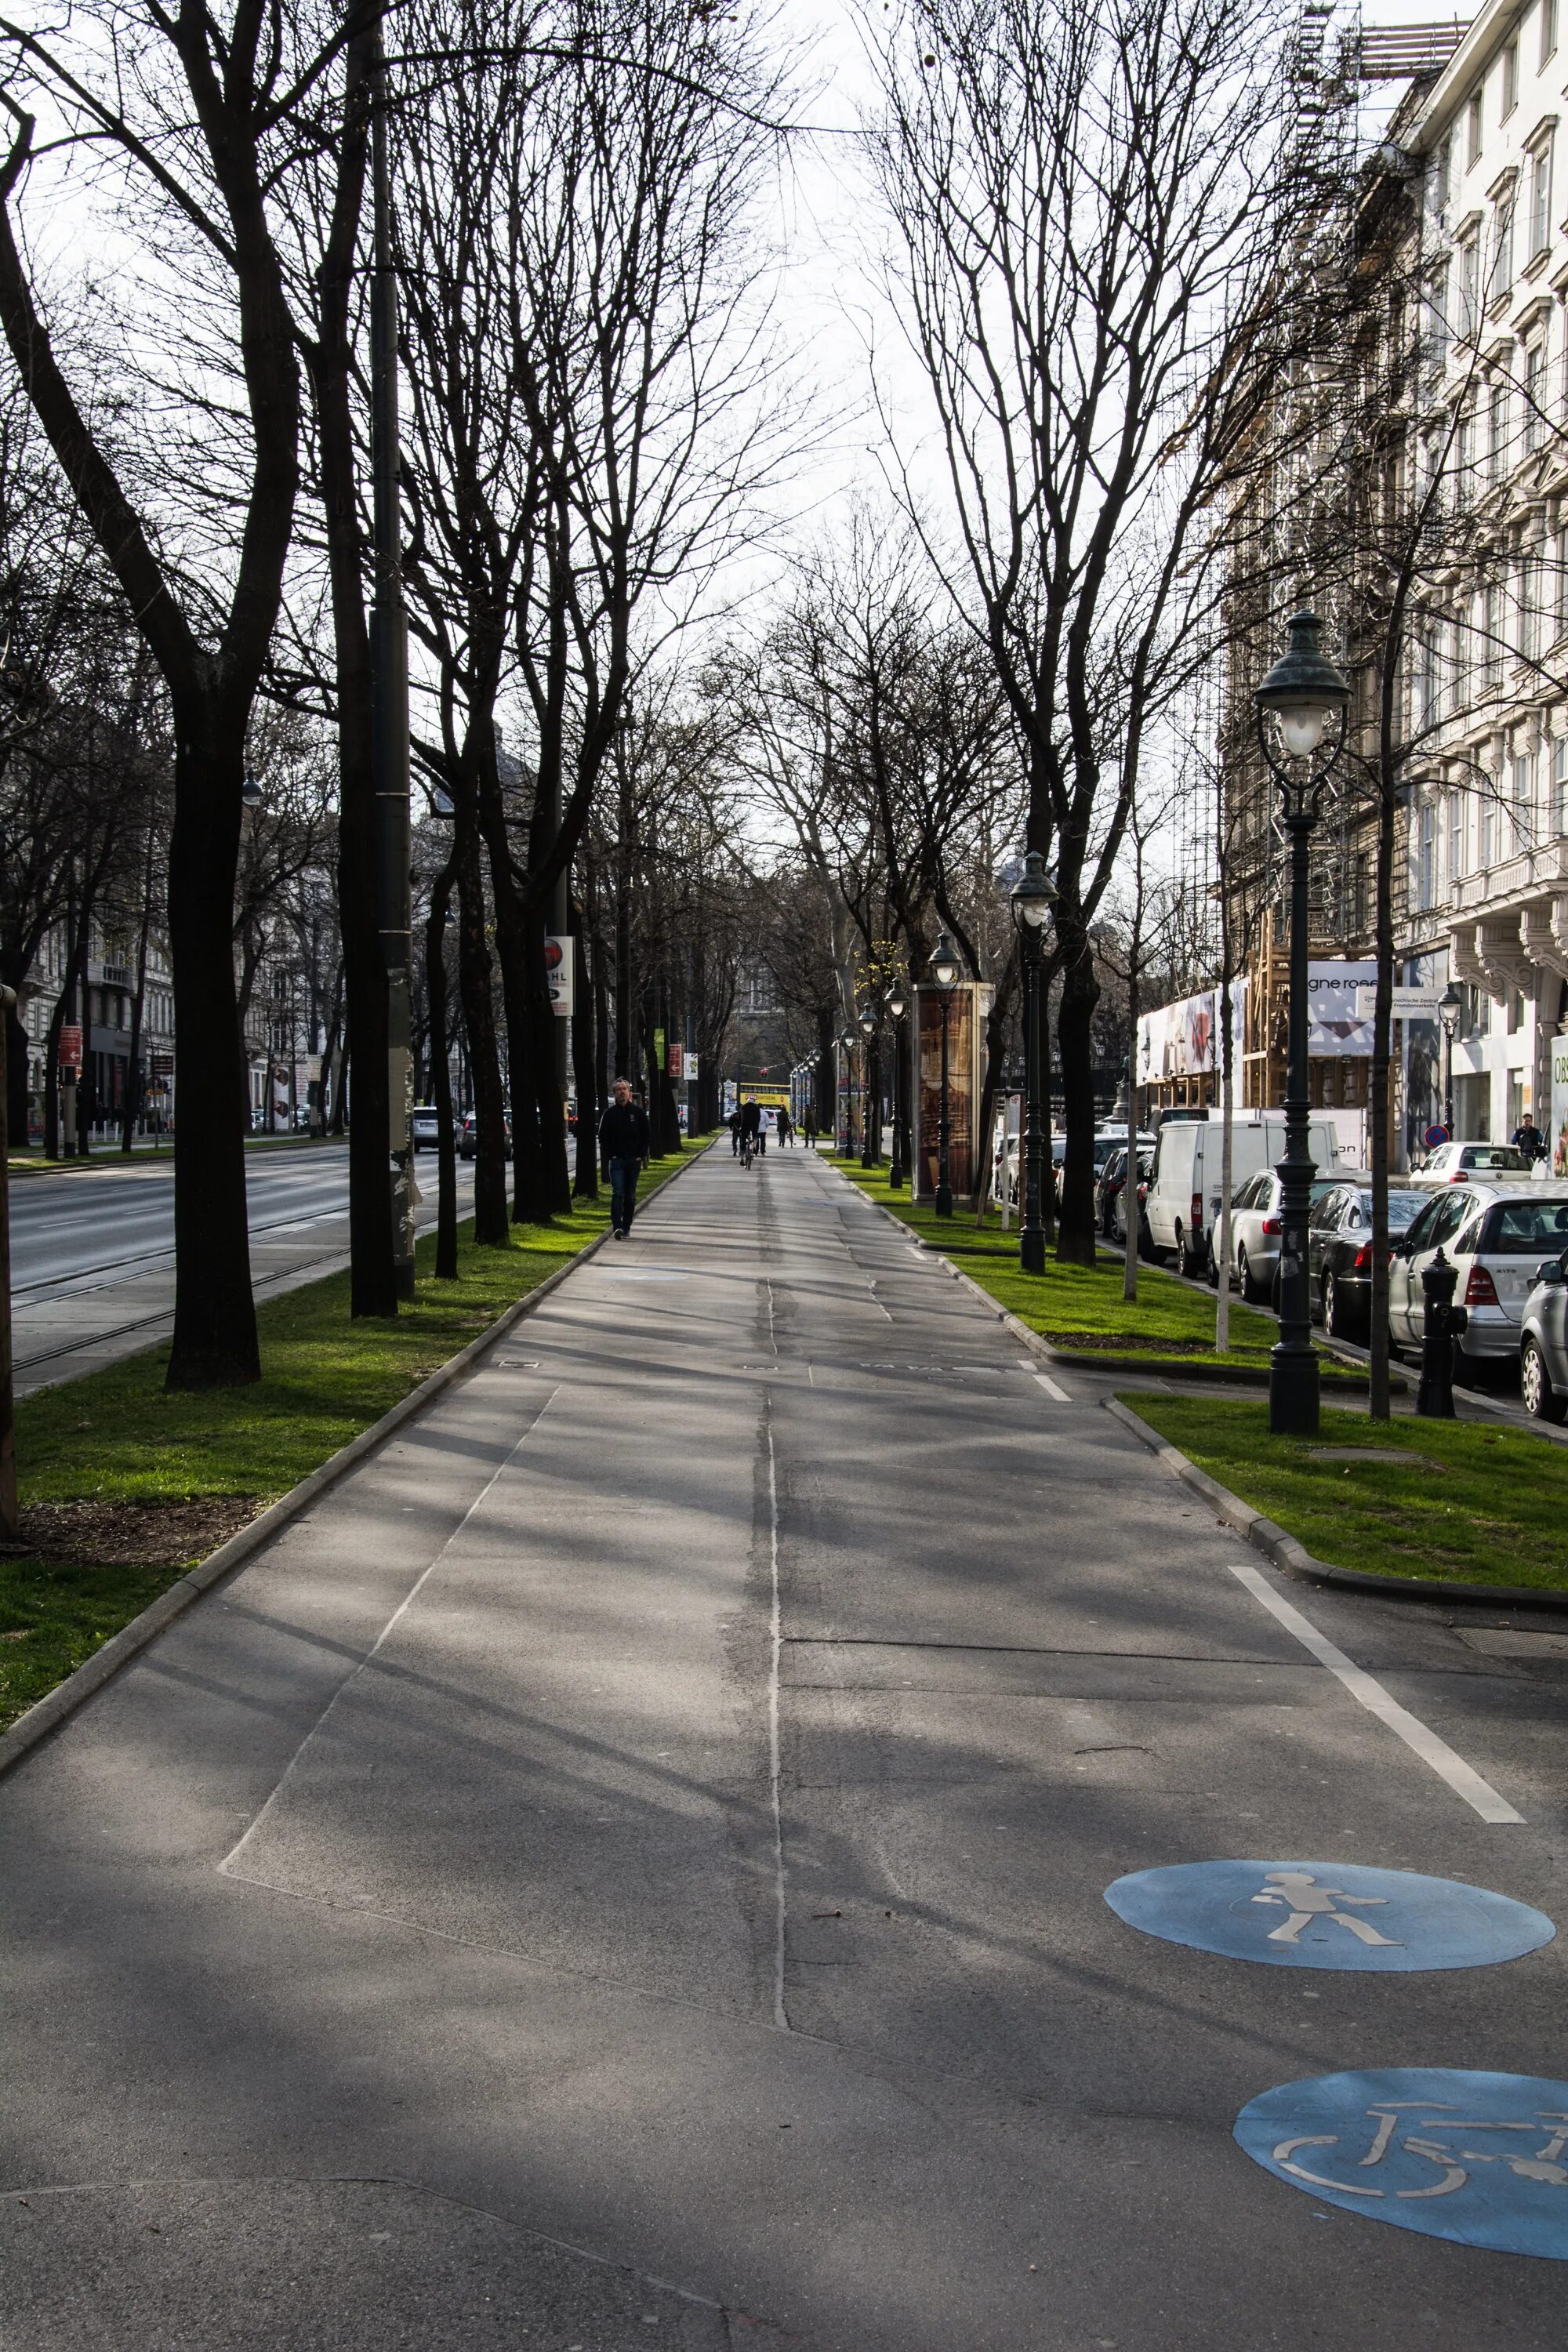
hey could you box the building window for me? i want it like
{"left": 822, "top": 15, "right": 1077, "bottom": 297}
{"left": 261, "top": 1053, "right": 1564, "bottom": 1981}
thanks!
{"left": 1450, "top": 786, "right": 1465, "bottom": 880}
{"left": 1427, "top": 264, "right": 1450, "bottom": 369}
{"left": 1489, "top": 379, "right": 1510, "bottom": 478}
{"left": 1555, "top": 738, "right": 1568, "bottom": 831}
{"left": 1468, "top": 91, "right": 1485, "bottom": 168}
{"left": 1504, "top": 39, "right": 1519, "bottom": 118}
{"left": 1484, "top": 583, "right": 1503, "bottom": 684}
{"left": 1457, "top": 396, "right": 1477, "bottom": 477}
{"left": 1434, "top": 136, "right": 1452, "bottom": 213}
{"left": 1545, "top": 0, "right": 1560, "bottom": 64}
{"left": 1490, "top": 192, "right": 1516, "bottom": 308}
{"left": 1526, "top": 342, "right": 1548, "bottom": 448}
{"left": 1459, "top": 234, "right": 1481, "bottom": 338}
{"left": 1530, "top": 135, "right": 1555, "bottom": 258}
{"left": 1515, "top": 750, "right": 1536, "bottom": 848}
{"left": 1482, "top": 782, "right": 1497, "bottom": 866}
{"left": 1418, "top": 800, "right": 1437, "bottom": 909}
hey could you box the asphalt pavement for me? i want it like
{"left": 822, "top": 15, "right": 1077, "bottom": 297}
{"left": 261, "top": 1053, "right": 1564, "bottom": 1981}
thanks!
{"left": 7, "top": 1142, "right": 477, "bottom": 1395}
{"left": 4, "top": 1138, "right": 1567, "bottom": 2346}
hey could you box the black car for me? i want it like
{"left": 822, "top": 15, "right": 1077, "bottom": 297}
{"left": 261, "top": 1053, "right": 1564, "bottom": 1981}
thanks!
{"left": 1099, "top": 1145, "right": 1154, "bottom": 1242}
{"left": 1305, "top": 1181, "right": 1425, "bottom": 1339}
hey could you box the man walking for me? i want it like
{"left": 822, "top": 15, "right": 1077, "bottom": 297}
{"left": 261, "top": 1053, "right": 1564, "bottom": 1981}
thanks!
{"left": 600, "top": 1077, "right": 651, "bottom": 1239}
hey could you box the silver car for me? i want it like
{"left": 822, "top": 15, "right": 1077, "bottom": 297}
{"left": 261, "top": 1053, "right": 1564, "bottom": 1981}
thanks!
{"left": 1388, "top": 1182, "right": 1568, "bottom": 1385}
{"left": 1216, "top": 1169, "right": 1347, "bottom": 1302}
{"left": 1410, "top": 1139, "right": 1534, "bottom": 1186}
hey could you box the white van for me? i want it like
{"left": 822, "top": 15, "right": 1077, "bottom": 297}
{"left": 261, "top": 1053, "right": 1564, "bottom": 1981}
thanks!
{"left": 1145, "top": 1114, "right": 1347, "bottom": 1275}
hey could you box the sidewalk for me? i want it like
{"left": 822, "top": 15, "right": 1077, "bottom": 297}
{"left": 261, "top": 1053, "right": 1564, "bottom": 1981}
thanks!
{"left": 3, "top": 1144, "right": 1566, "bottom": 2347}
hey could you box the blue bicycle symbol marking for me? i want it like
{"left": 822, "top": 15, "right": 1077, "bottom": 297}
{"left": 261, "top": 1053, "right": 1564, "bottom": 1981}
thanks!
{"left": 1236, "top": 2071, "right": 1568, "bottom": 2258}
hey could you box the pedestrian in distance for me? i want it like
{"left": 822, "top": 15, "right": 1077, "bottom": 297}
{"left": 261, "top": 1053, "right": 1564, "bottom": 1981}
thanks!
{"left": 778, "top": 1107, "right": 793, "bottom": 1147}
{"left": 803, "top": 1109, "right": 817, "bottom": 1149}
{"left": 757, "top": 1105, "right": 773, "bottom": 1156}
{"left": 739, "top": 1098, "right": 760, "bottom": 1167}
{"left": 600, "top": 1077, "right": 652, "bottom": 1238}
{"left": 728, "top": 1108, "right": 742, "bottom": 1156}
{"left": 1513, "top": 1113, "right": 1547, "bottom": 1163}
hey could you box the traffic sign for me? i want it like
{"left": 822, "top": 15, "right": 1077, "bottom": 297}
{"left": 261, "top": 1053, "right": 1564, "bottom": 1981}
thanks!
{"left": 58, "top": 1024, "right": 82, "bottom": 1070}
{"left": 1104, "top": 1860, "right": 1555, "bottom": 1972}
{"left": 1425, "top": 1122, "right": 1450, "bottom": 1148}
{"left": 1235, "top": 2070, "right": 1568, "bottom": 2256}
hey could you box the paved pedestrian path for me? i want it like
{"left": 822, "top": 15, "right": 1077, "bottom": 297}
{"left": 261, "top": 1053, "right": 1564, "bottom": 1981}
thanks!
{"left": 4, "top": 1142, "right": 1567, "bottom": 2346}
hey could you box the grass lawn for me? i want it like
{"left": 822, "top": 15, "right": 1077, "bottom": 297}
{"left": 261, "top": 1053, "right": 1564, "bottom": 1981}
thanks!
{"left": 834, "top": 1161, "right": 1285, "bottom": 1365}
{"left": 0, "top": 1142, "right": 701, "bottom": 1733}
{"left": 1124, "top": 1392, "right": 1568, "bottom": 1591}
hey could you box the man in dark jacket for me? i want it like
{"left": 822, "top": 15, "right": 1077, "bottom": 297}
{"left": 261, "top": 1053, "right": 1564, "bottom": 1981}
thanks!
{"left": 600, "top": 1078, "right": 652, "bottom": 1237}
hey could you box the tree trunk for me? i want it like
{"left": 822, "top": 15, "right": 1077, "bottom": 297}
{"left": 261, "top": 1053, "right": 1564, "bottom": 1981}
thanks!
{"left": 122, "top": 826, "right": 154, "bottom": 1155}
{"left": 571, "top": 896, "right": 597, "bottom": 1200}
{"left": 424, "top": 853, "right": 459, "bottom": 1279}
{"left": 1054, "top": 926, "right": 1098, "bottom": 1265}
{"left": 1369, "top": 782, "right": 1397, "bottom": 1422}
{"left": 453, "top": 811, "right": 509, "bottom": 1243}
{"left": 165, "top": 708, "right": 259, "bottom": 1387}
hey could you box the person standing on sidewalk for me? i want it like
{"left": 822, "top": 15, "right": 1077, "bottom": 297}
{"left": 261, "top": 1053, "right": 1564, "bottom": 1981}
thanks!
{"left": 599, "top": 1078, "right": 652, "bottom": 1239}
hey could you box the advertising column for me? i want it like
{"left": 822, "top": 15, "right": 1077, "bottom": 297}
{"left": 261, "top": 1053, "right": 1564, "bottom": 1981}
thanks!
{"left": 913, "top": 982, "right": 980, "bottom": 1200}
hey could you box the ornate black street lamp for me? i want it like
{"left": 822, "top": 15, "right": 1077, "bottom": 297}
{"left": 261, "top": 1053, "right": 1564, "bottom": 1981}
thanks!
{"left": 885, "top": 981, "right": 908, "bottom": 1188}
{"left": 858, "top": 1007, "right": 881, "bottom": 1167}
{"left": 1009, "top": 850, "right": 1057, "bottom": 1274}
{"left": 1256, "top": 609, "right": 1352, "bottom": 1437}
{"left": 931, "top": 932, "right": 960, "bottom": 1216}
{"left": 1438, "top": 980, "right": 1463, "bottom": 1139}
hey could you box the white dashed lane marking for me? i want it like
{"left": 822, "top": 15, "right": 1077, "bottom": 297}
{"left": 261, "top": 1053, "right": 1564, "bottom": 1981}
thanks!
{"left": 1035, "top": 1372, "right": 1071, "bottom": 1403}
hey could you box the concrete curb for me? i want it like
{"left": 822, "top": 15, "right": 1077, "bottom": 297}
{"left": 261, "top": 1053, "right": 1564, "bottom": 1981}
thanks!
{"left": 1103, "top": 1392, "right": 1568, "bottom": 1617}
{"left": 0, "top": 1144, "right": 713, "bottom": 1780}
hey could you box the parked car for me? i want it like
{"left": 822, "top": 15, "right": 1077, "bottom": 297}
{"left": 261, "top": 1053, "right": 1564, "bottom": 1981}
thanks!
{"left": 1145, "top": 1114, "right": 1346, "bottom": 1278}
{"left": 1305, "top": 1181, "right": 1426, "bottom": 1339}
{"left": 1212, "top": 1167, "right": 1348, "bottom": 1302}
{"left": 1097, "top": 1143, "right": 1156, "bottom": 1238}
{"left": 1410, "top": 1140, "right": 1534, "bottom": 1185}
{"left": 1519, "top": 1251, "right": 1568, "bottom": 1419}
{"left": 1109, "top": 1148, "right": 1156, "bottom": 1249}
{"left": 1388, "top": 1182, "right": 1568, "bottom": 1385}
{"left": 412, "top": 1107, "right": 439, "bottom": 1152}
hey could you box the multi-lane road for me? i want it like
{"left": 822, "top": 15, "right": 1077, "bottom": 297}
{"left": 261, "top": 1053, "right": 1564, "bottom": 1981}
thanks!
{"left": 8, "top": 1143, "right": 477, "bottom": 1395}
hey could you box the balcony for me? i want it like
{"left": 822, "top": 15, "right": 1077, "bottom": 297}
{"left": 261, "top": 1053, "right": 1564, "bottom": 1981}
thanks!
{"left": 1453, "top": 838, "right": 1568, "bottom": 915}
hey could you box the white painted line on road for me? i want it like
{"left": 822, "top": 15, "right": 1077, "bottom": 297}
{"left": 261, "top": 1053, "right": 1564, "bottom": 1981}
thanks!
{"left": 1227, "top": 1560, "right": 1524, "bottom": 1825}
{"left": 766, "top": 1407, "right": 789, "bottom": 2033}
{"left": 1034, "top": 1372, "right": 1071, "bottom": 1403}
{"left": 220, "top": 1388, "right": 563, "bottom": 1876}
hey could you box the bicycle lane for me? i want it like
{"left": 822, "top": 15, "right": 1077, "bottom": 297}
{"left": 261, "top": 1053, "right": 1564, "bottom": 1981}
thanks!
{"left": 760, "top": 1151, "right": 1568, "bottom": 2340}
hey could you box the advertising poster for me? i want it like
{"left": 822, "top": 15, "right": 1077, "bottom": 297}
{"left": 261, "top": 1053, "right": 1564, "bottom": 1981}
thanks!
{"left": 914, "top": 984, "right": 977, "bottom": 1199}
{"left": 1306, "top": 960, "right": 1377, "bottom": 1056}
{"left": 1552, "top": 1037, "right": 1568, "bottom": 1176}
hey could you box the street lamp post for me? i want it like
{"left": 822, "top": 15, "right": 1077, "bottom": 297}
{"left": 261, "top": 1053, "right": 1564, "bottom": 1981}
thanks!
{"left": 1439, "top": 980, "right": 1463, "bottom": 1139}
{"left": 931, "top": 933, "right": 960, "bottom": 1217}
{"left": 1009, "top": 851, "right": 1057, "bottom": 1275}
{"left": 885, "top": 982, "right": 908, "bottom": 1188}
{"left": 1255, "top": 610, "right": 1352, "bottom": 1438}
{"left": 839, "top": 1026, "right": 857, "bottom": 1156}
{"left": 858, "top": 1008, "right": 881, "bottom": 1167}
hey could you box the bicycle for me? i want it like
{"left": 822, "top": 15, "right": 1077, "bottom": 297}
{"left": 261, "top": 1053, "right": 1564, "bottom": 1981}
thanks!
{"left": 740, "top": 1130, "right": 755, "bottom": 1169}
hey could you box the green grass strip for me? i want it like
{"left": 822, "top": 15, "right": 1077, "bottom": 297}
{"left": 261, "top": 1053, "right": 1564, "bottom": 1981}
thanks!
{"left": 833, "top": 1160, "right": 1283, "bottom": 1364}
{"left": 0, "top": 1143, "right": 700, "bottom": 1731}
{"left": 1123, "top": 1392, "right": 1568, "bottom": 1591}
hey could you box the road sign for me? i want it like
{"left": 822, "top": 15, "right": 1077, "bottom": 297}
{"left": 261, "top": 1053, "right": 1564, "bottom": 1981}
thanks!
{"left": 1355, "top": 985, "right": 1443, "bottom": 1019}
{"left": 685, "top": 1052, "right": 699, "bottom": 1083}
{"left": 58, "top": 1024, "right": 82, "bottom": 1070}
{"left": 1104, "top": 1860, "right": 1555, "bottom": 1972}
{"left": 668, "top": 1042, "right": 683, "bottom": 1079}
{"left": 1235, "top": 2070, "right": 1568, "bottom": 2256}
{"left": 151, "top": 1051, "right": 174, "bottom": 1078}
{"left": 543, "top": 935, "right": 573, "bottom": 1018}
{"left": 1425, "top": 1122, "right": 1450, "bottom": 1148}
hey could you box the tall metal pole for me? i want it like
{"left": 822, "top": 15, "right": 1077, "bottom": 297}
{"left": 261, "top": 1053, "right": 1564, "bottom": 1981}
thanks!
{"left": 0, "top": 990, "right": 16, "bottom": 1537}
{"left": 935, "top": 993, "right": 953, "bottom": 1217}
{"left": 887, "top": 1011, "right": 906, "bottom": 1189}
{"left": 370, "top": 30, "right": 416, "bottom": 1300}
{"left": 1020, "top": 940, "right": 1046, "bottom": 1273}
{"left": 1269, "top": 808, "right": 1319, "bottom": 1435}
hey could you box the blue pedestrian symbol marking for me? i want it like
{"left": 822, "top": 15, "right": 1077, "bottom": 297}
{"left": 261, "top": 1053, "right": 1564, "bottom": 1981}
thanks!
{"left": 1235, "top": 2071, "right": 1568, "bottom": 2259}
{"left": 1104, "top": 1860, "right": 1554, "bottom": 1972}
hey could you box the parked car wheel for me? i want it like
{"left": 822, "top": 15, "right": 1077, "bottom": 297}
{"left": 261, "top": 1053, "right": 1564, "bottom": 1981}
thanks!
{"left": 1205, "top": 1241, "right": 1220, "bottom": 1290}
{"left": 1237, "top": 1244, "right": 1262, "bottom": 1305}
{"left": 1522, "top": 1339, "right": 1567, "bottom": 1422}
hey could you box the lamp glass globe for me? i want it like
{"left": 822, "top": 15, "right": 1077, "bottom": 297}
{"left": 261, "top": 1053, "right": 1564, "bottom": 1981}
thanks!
{"left": 1277, "top": 705, "right": 1327, "bottom": 758}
